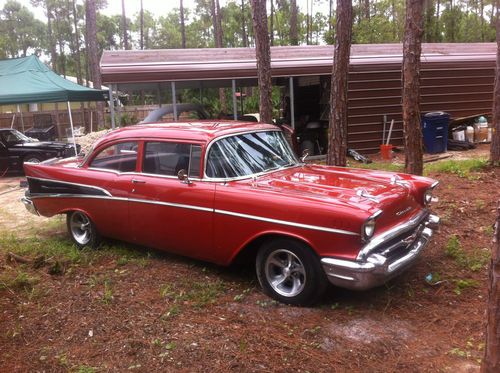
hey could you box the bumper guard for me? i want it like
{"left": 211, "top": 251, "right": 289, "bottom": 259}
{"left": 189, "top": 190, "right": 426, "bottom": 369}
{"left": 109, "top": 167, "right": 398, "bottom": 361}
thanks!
{"left": 321, "top": 212, "right": 440, "bottom": 290}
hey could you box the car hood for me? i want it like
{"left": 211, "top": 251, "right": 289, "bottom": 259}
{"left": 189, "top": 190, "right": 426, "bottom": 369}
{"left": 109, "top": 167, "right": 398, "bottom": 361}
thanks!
{"left": 253, "top": 164, "right": 421, "bottom": 222}
{"left": 11, "top": 141, "right": 74, "bottom": 150}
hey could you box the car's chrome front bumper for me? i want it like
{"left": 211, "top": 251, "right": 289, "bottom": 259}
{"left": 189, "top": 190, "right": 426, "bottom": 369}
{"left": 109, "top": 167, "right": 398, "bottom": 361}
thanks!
{"left": 321, "top": 212, "right": 440, "bottom": 291}
{"left": 21, "top": 196, "right": 39, "bottom": 216}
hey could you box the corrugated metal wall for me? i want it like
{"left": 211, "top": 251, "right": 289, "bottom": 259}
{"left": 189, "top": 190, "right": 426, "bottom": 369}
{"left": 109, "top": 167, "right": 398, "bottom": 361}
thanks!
{"left": 347, "top": 59, "right": 495, "bottom": 153}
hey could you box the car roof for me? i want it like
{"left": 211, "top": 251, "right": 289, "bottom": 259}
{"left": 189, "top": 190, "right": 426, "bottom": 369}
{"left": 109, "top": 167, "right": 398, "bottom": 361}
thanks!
{"left": 93, "top": 120, "right": 279, "bottom": 148}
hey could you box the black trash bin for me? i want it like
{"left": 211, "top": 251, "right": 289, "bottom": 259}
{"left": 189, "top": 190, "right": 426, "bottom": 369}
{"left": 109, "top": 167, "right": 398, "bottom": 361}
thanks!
{"left": 421, "top": 112, "right": 449, "bottom": 154}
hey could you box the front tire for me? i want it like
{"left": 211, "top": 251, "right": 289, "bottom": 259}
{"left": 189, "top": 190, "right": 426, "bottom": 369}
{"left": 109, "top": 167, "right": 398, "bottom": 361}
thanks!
{"left": 256, "top": 238, "right": 327, "bottom": 306}
{"left": 67, "top": 211, "right": 101, "bottom": 249}
{"left": 23, "top": 154, "right": 43, "bottom": 164}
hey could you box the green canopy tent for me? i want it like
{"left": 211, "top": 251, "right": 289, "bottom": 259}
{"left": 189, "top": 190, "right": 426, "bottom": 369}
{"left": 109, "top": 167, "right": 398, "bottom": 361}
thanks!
{"left": 0, "top": 55, "right": 106, "bottom": 154}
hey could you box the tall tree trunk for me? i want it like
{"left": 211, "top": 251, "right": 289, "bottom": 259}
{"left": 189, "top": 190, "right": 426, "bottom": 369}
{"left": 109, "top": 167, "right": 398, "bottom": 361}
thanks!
{"left": 490, "top": 8, "right": 500, "bottom": 165}
{"left": 71, "top": 0, "right": 83, "bottom": 85}
{"left": 250, "top": 0, "right": 273, "bottom": 124}
{"left": 180, "top": 0, "right": 186, "bottom": 48}
{"left": 140, "top": 0, "right": 144, "bottom": 50}
{"left": 121, "top": 0, "right": 129, "bottom": 49}
{"left": 306, "top": 0, "right": 310, "bottom": 45}
{"left": 402, "top": 0, "right": 424, "bottom": 175}
{"left": 327, "top": 0, "right": 353, "bottom": 166}
{"left": 47, "top": 4, "right": 57, "bottom": 72}
{"left": 86, "top": 0, "right": 104, "bottom": 127}
{"left": 270, "top": 0, "right": 274, "bottom": 46}
{"left": 480, "top": 0, "right": 484, "bottom": 42}
{"left": 212, "top": 0, "right": 227, "bottom": 113}
{"left": 364, "top": 0, "right": 370, "bottom": 19}
{"left": 241, "top": 0, "right": 248, "bottom": 47}
{"left": 482, "top": 201, "right": 500, "bottom": 372}
{"left": 290, "top": 0, "right": 298, "bottom": 45}
{"left": 328, "top": 0, "right": 333, "bottom": 34}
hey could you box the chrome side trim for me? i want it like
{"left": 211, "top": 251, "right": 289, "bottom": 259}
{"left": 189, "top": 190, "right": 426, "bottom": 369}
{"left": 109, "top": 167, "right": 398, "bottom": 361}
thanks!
{"left": 214, "top": 209, "right": 359, "bottom": 236}
{"left": 26, "top": 176, "right": 112, "bottom": 197}
{"left": 356, "top": 209, "right": 428, "bottom": 260}
{"left": 27, "top": 193, "right": 358, "bottom": 236}
{"left": 127, "top": 197, "right": 213, "bottom": 212}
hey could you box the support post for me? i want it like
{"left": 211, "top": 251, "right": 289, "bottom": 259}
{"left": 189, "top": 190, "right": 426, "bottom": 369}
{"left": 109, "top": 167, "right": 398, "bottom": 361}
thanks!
{"left": 289, "top": 77, "right": 295, "bottom": 129}
{"left": 67, "top": 102, "right": 78, "bottom": 156}
{"left": 17, "top": 104, "right": 25, "bottom": 132}
{"left": 115, "top": 85, "right": 122, "bottom": 127}
{"left": 171, "top": 81, "right": 177, "bottom": 121}
{"left": 109, "top": 85, "right": 116, "bottom": 129}
{"left": 232, "top": 80, "right": 238, "bottom": 120}
{"left": 157, "top": 83, "right": 162, "bottom": 107}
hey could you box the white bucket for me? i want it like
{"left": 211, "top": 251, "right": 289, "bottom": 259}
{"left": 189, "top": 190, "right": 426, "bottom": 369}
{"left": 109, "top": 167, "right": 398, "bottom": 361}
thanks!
{"left": 452, "top": 130, "right": 465, "bottom": 141}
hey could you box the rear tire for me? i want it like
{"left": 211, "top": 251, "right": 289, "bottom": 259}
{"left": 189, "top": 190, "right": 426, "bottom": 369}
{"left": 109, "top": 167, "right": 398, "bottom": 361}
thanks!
{"left": 23, "top": 154, "right": 43, "bottom": 164}
{"left": 66, "top": 211, "right": 101, "bottom": 249}
{"left": 256, "top": 238, "right": 327, "bottom": 306}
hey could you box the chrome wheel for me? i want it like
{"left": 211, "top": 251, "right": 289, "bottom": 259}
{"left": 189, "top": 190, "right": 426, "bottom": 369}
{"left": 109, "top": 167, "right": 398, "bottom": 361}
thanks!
{"left": 69, "top": 211, "right": 91, "bottom": 245}
{"left": 24, "top": 157, "right": 41, "bottom": 164}
{"left": 264, "top": 249, "right": 306, "bottom": 298}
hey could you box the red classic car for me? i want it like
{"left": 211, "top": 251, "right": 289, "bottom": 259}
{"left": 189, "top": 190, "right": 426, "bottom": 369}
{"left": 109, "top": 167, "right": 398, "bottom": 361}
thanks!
{"left": 22, "top": 121, "right": 440, "bottom": 305}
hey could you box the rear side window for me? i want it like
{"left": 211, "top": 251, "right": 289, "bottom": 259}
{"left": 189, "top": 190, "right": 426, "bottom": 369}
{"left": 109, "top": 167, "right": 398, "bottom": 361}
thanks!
{"left": 143, "top": 142, "right": 202, "bottom": 178}
{"left": 90, "top": 142, "right": 138, "bottom": 172}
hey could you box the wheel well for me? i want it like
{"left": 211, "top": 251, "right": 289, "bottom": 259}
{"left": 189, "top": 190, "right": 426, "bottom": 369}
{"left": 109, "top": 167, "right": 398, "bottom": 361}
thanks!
{"left": 230, "top": 233, "right": 315, "bottom": 266}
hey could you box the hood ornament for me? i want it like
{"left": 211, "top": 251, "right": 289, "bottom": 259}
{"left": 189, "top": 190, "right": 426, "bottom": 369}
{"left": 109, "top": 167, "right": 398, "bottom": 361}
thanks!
{"left": 356, "top": 188, "right": 379, "bottom": 203}
{"left": 390, "top": 175, "right": 409, "bottom": 188}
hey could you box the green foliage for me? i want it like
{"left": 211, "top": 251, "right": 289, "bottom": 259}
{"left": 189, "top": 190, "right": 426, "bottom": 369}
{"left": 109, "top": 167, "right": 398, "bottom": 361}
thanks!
{"left": 424, "top": 158, "right": 488, "bottom": 178}
{"left": 445, "top": 235, "right": 490, "bottom": 272}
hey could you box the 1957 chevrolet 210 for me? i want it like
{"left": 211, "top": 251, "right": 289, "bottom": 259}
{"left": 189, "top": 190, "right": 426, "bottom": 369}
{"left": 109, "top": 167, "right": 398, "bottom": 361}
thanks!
{"left": 22, "top": 121, "right": 440, "bottom": 305}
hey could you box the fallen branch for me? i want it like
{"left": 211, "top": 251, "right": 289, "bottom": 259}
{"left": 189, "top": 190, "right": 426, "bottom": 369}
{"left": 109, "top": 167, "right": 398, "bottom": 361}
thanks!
{"left": 423, "top": 154, "right": 452, "bottom": 163}
{"left": 6, "top": 252, "right": 30, "bottom": 264}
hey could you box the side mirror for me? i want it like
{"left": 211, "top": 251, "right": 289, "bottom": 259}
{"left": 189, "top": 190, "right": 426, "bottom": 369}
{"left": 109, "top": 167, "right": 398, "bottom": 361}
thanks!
{"left": 300, "top": 149, "right": 309, "bottom": 163}
{"left": 177, "top": 169, "right": 192, "bottom": 185}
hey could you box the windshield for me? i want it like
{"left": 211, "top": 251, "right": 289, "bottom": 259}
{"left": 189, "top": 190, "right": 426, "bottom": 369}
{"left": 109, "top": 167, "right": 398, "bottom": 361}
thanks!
{"left": 205, "top": 130, "right": 298, "bottom": 179}
{"left": 3, "top": 129, "right": 36, "bottom": 143}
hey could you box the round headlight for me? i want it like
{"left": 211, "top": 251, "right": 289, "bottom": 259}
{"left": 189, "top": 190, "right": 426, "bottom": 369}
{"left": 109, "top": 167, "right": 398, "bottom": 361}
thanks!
{"left": 424, "top": 189, "right": 433, "bottom": 205}
{"left": 362, "top": 218, "right": 376, "bottom": 241}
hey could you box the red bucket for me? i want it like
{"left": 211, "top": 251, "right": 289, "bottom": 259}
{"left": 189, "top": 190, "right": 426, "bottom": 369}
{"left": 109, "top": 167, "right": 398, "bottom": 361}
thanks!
{"left": 380, "top": 144, "right": 393, "bottom": 160}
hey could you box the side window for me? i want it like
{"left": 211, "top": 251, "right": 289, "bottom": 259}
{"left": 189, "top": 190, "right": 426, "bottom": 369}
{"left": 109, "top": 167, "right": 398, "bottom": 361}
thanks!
{"left": 90, "top": 141, "right": 138, "bottom": 172}
{"left": 142, "top": 142, "right": 202, "bottom": 178}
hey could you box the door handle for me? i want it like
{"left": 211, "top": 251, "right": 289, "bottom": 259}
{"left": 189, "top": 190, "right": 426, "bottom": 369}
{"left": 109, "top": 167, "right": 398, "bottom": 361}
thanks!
{"left": 132, "top": 179, "right": 146, "bottom": 184}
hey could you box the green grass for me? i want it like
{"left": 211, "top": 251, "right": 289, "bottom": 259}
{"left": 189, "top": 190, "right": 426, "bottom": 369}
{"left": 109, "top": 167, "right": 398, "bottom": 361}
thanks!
{"left": 445, "top": 235, "right": 490, "bottom": 272}
{"left": 352, "top": 157, "right": 489, "bottom": 178}
{"left": 424, "top": 158, "right": 488, "bottom": 178}
{"left": 352, "top": 161, "right": 404, "bottom": 172}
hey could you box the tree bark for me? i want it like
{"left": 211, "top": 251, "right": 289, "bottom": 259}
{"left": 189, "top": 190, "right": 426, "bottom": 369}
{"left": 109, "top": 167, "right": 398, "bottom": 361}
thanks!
{"left": 86, "top": 0, "right": 104, "bottom": 127}
{"left": 121, "top": 0, "right": 129, "bottom": 49}
{"left": 47, "top": 4, "right": 57, "bottom": 72}
{"left": 250, "top": 0, "right": 273, "bottom": 124}
{"left": 402, "top": 0, "right": 424, "bottom": 175}
{"left": 241, "top": 0, "right": 248, "bottom": 47}
{"left": 211, "top": 0, "right": 227, "bottom": 114}
{"left": 180, "top": 0, "right": 186, "bottom": 49}
{"left": 71, "top": 0, "right": 83, "bottom": 85}
{"left": 490, "top": 8, "right": 500, "bottom": 165}
{"left": 327, "top": 0, "right": 353, "bottom": 166}
{"left": 482, "top": 201, "right": 500, "bottom": 372}
{"left": 290, "top": 0, "right": 298, "bottom": 45}
{"left": 140, "top": 0, "right": 144, "bottom": 50}
{"left": 270, "top": 0, "right": 274, "bottom": 46}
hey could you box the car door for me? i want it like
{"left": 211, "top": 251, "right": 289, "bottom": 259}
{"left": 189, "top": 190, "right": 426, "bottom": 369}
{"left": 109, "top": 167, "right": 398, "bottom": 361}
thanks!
{"left": 129, "top": 140, "right": 215, "bottom": 259}
{"left": 0, "top": 140, "right": 7, "bottom": 175}
{"left": 84, "top": 140, "right": 139, "bottom": 241}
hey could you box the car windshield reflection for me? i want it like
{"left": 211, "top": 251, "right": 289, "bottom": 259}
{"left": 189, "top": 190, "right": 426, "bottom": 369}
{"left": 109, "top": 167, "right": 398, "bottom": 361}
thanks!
{"left": 206, "top": 130, "right": 298, "bottom": 179}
